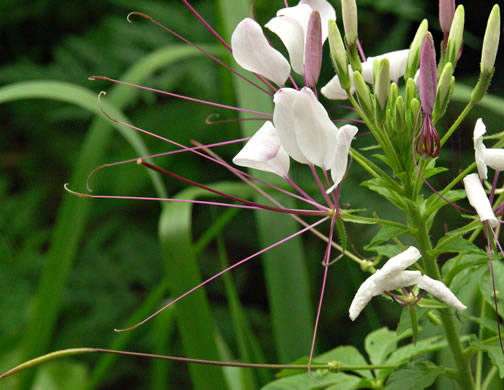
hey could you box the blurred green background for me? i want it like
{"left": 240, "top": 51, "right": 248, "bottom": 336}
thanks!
{"left": 0, "top": 0, "right": 502, "bottom": 389}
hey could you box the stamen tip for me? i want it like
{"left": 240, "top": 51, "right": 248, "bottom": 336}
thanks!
{"left": 88, "top": 76, "right": 96, "bottom": 81}
{"left": 137, "top": 158, "right": 144, "bottom": 165}
{"left": 127, "top": 11, "right": 152, "bottom": 23}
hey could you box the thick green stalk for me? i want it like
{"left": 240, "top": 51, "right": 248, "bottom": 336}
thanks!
{"left": 408, "top": 206, "right": 474, "bottom": 390}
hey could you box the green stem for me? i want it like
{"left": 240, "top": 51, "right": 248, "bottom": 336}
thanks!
{"left": 440, "top": 101, "right": 474, "bottom": 147}
{"left": 408, "top": 206, "right": 474, "bottom": 389}
{"left": 0, "top": 348, "right": 399, "bottom": 381}
{"left": 481, "top": 366, "right": 497, "bottom": 390}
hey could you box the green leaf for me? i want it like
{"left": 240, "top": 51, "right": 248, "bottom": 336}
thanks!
{"left": 384, "top": 361, "right": 443, "bottom": 390}
{"left": 365, "top": 328, "right": 398, "bottom": 365}
{"left": 385, "top": 336, "right": 443, "bottom": 366}
{"left": 365, "top": 225, "right": 412, "bottom": 250}
{"left": 479, "top": 261, "right": 504, "bottom": 320}
{"left": 430, "top": 236, "right": 483, "bottom": 256}
{"left": 260, "top": 372, "right": 328, "bottom": 390}
{"left": 362, "top": 178, "right": 407, "bottom": 210}
{"left": 34, "top": 361, "right": 88, "bottom": 390}
{"left": 441, "top": 253, "right": 487, "bottom": 286}
{"left": 471, "top": 339, "right": 504, "bottom": 378}
{"left": 424, "top": 190, "right": 467, "bottom": 217}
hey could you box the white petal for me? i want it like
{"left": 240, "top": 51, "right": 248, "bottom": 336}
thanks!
{"left": 349, "top": 274, "right": 380, "bottom": 321}
{"left": 329, "top": 125, "right": 358, "bottom": 191}
{"left": 231, "top": 18, "right": 291, "bottom": 86}
{"left": 232, "top": 121, "right": 290, "bottom": 177}
{"left": 474, "top": 118, "right": 488, "bottom": 180}
{"left": 377, "top": 270, "right": 422, "bottom": 292}
{"left": 418, "top": 275, "right": 467, "bottom": 312}
{"left": 378, "top": 246, "right": 422, "bottom": 277}
{"left": 276, "top": 3, "right": 313, "bottom": 37}
{"left": 321, "top": 72, "right": 355, "bottom": 100}
{"left": 361, "top": 49, "right": 410, "bottom": 84}
{"left": 300, "top": 0, "right": 337, "bottom": 42}
{"left": 273, "top": 87, "right": 338, "bottom": 168}
{"left": 483, "top": 149, "right": 504, "bottom": 172}
{"left": 266, "top": 15, "right": 306, "bottom": 75}
{"left": 463, "top": 173, "right": 498, "bottom": 228}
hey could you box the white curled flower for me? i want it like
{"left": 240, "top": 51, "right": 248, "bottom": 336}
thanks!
{"left": 232, "top": 121, "right": 290, "bottom": 177}
{"left": 349, "top": 246, "right": 466, "bottom": 321}
{"left": 473, "top": 118, "right": 504, "bottom": 180}
{"left": 273, "top": 87, "right": 357, "bottom": 187}
{"left": 321, "top": 49, "right": 409, "bottom": 100}
{"left": 463, "top": 173, "right": 498, "bottom": 228}
{"left": 418, "top": 275, "right": 467, "bottom": 312}
{"left": 231, "top": 0, "right": 336, "bottom": 85}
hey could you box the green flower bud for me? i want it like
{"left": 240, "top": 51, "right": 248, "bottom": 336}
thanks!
{"left": 481, "top": 4, "right": 501, "bottom": 76}
{"left": 405, "top": 19, "right": 428, "bottom": 80}
{"left": 353, "top": 71, "right": 374, "bottom": 119}
{"left": 374, "top": 58, "right": 390, "bottom": 125}
{"left": 394, "top": 95, "right": 406, "bottom": 131}
{"left": 328, "top": 20, "right": 351, "bottom": 91}
{"left": 445, "top": 5, "right": 465, "bottom": 68}
{"left": 405, "top": 78, "right": 417, "bottom": 106}
{"left": 341, "top": 0, "right": 358, "bottom": 46}
{"left": 432, "top": 62, "right": 454, "bottom": 123}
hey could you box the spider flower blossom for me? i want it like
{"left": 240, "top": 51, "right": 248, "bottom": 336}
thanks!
{"left": 349, "top": 246, "right": 466, "bottom": 320}
{"left": 231, "top": 0, "right": 336, "bottom": 87}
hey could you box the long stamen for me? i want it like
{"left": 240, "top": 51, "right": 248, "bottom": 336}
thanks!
{"left": 485, "top": 223, "right": 504, "bottom": 353}
{"left": 115, "top": 216, "right": 329, "bottom": 332}
{"left": 89, "top": 77, "right": 272, "bottom": 117}
{"left": 310, "top": 165, "right": 334, "bottom": 208}
{"left": 139, "top": 159, "right": 328, "bottom": 216}
{"left": 308, "top": 213, "right": 337, "bottom": 382}
{"left": 205, "top": 114, "right": 267, "bottom": 125}
{"left": 94, "top": 92, "right": 326, "bottom": 210}
{"left": 127, "top": 12, "right": 273, "bottom": 97}
{"left": 181, "top": 0, "right": 232, "bottom": 52}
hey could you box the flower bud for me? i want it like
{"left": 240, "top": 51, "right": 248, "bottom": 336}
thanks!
{"left": 328, "top": 19, "right": 351, "bottom": 91}
{"left": 304, "top": 10, "right": 323, "bottom": 89}
{"left": 353, "top": 71, "right": 374, "bottom": 119}
{"left": 481, "top": 4, "right": 501, "bottom": 77}
{"left": 374, "top": 58, "right": 390, "bottom": 125}
{"left": 432, "top": 62, "right": 454, "bottom": 123}
{"left": 405, "top": 78, "right": 417, "bottom": 106}
{"left": 419, "top": 33, "right": 437, "bottom": 115}
{"left": 445, "top": 5, "right": 465, "bottom": 68}
{"left": 405, "top": 19, "right": 428, "bottom": 80}
{"left": 439, "top": 0, "right": 455, "bottom": 36}
{"left": 341, "top": 0, "right": 358, "bottom": 46}
{"left": 394, "top": 95, "right": 406, "bottom": 131}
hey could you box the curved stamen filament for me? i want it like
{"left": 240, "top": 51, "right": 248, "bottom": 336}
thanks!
{"left": 115, "top": 216, "right": 329, "bottom": 332}
{"left": 89, "top": 76, "right": 273, "bottom": 118}
{"left": 127, "top": 12, "right": 274, "bottom": 97}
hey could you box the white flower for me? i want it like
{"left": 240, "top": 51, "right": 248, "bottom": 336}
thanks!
{"left": 463, "top": 173, "right": 498, "bottom": 228}
{"left": 473, "top": 118, "right": 504, "bottom": 180}
{"left": 321, "top": 49, "right": 409, "bottom": 100}
{"left": 349, "top": 246, "right": 466, "bottom": 321}
{"left": 273, "top": 87, "right": 357, "bottom": 187}
{"left": 231, "top": 0, "right": 336, "bottom": 84}
{"left": 232, "top": 121, "right": 290, "bottom": 177}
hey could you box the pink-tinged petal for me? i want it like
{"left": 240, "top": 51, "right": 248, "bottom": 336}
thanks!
{"left": 231, "top": 18, "right": 291, "bottom": 86}
{"left": 439, "top": 0, "right": 456, "bottom": 35}
{"left": 232, "top": 121, "right": 290, "bottom": 177}
{"left": 419, "top": 33, "right": 437, "bottom": 115}
{"left": 463, "top": 173, "right": 498, "bottom": 228}
{"left": 378, "top": 246, "right": 422, "bottom": 277}
{"left": 328, "top": 125, "right": 358, "bottom": 191}
{"left": 265, "top": 15, "right": 306, "bottom": 75}
{"left": 300, "top": 0, "right": 337, "bottom": 42}
{"left": 361, "top": 49, "right": 409, "bottom": 84}
{"left": 418, "top": 275, "right": 467, "bottom": 311}
{"left": 304, "top": 10, "right": 323, "bottom": 88}
{"left": 378, "top": 270, "right": 423, "bottom": 292}
{"left": 321, "top": 72, "right": 355, "bottom": 100}
{"left": 274, "top": 87, "right": 339, "bottom": 168}
{"left": 474, "top": 118, "right": 488, "bottom": 180}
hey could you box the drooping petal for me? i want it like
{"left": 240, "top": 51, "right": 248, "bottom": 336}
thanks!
{"left": 463, "top": 173, "right": 498, "bottom": 228}
{"left": 349, "top": 274, "right": 379, "bottom": 321}
{"left": 378, "top": 246, "right": 422, "bottom": 277}
{"left": 273, "top": 87, "right": 338, "bottom": 168}
{"left": 232, "top": 121, "right": 290, "bottom": 177}
{"left": 231, "top": 18, "right": 291, "bottom": 86}
{"left": 474, "top": 118, "right": 488, "bottom": 180}
{"left": 321, "top": 71, "right": 355, "bottom": 100}
{"left": 482, "top": 149, "right": 504, "bottom": 172}
{"left": 300, "top": 0, "right": 337, "bottom": 42}
{"left": 265, "top": 15, "right": 306, "bottom": 75}
{"left": 361, "top": 49, "right": 409, "bottom": 84}
{"left": 328, "top": 125, "right": 358, "bottom": 192}
{"left": 418, "top": 275, "right": 467, "bottom": 311}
